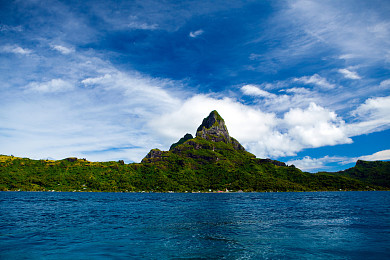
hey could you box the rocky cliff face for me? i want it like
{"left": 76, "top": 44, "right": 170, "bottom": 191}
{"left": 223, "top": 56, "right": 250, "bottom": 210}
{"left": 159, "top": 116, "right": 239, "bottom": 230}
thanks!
{"left": 142, "top": 148, "right": 170, "bottom": 163}
{"left": 196, "top": 110, "right": 245, "bottom": 151}
{"left": 196, "top": 110, "right": 230, "bottom": 142}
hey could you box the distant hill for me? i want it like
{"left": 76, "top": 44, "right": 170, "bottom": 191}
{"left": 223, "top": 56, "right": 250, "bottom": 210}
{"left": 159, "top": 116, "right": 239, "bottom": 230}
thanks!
{"left": 328, "top": 160, "right": 390, "bottom": 188}
{"left": 1, "top": 111, "right": 389, "bottom": 192}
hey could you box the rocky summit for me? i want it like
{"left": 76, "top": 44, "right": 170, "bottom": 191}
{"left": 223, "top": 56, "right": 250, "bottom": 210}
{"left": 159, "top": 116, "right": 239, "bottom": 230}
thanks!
{"left": 196, "top": 110, "right": 230, "bottom": 142}
{"left": 195, "top": 110, "right": 245, "bottom": 151}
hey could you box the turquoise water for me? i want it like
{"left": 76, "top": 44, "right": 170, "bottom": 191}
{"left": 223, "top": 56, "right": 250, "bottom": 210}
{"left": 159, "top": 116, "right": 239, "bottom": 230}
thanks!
{"left": 1, "top": 191, "right": 390, "bottom": 259}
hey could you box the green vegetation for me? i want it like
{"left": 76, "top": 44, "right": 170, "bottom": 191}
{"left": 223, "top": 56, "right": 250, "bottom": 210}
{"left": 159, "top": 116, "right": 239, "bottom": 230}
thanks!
{"left": 1, "top": 110, "right": 389, "bottom": 192}
{"left": 169, "top": 133, "right": 194, "bottom": 151}
{"left": 327, "top": 160, "right": 390, "bottom": 188}
{"left": 1, "top": 143, "right": 388, "bottom": 192}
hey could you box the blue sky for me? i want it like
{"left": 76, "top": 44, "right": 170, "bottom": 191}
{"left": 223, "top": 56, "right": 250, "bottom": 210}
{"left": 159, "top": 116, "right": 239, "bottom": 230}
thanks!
{"left": 1, "top": 0, "right": 389, "bottom": 172}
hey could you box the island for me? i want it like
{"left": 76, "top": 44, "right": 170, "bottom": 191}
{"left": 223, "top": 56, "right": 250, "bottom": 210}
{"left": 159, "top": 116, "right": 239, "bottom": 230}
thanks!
{"left": 1, "top": 110, "right": 389, "bottom": 192}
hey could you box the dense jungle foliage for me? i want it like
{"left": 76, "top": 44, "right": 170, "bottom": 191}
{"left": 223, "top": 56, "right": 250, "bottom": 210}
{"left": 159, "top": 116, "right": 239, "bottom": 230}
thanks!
{"left": 1, "top": 145, "right": 388, "bottom": 193}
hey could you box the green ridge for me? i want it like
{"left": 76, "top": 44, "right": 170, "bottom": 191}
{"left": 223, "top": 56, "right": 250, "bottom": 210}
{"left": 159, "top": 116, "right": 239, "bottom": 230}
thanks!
{"left": 169, "top": 133, "right": 194, "bottom": 151}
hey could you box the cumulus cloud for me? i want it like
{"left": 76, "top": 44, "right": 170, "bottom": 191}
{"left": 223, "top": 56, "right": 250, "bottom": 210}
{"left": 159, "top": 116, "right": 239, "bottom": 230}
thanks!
{"left": 51, "top": 45, "right": 75, "bottom": 54}
{"left": 152, "top": 97, "right": 352, "bottom": 158}
{"left": 150, "top": 95, "right": 277, "bottom": 144}
{"left": 1, "top": 45, "right": 31, "bottom": 55}
{"left": 189, "top": 29, "right": 204, "bottom": 38}
{"left": 294, "top": 74, "right": 336, "bottom": 89}
{"left": 338, "top": 68, "right": 361, "bottom": 80}
{"left": 26, "top": 79, "right": 74, "bottom": 93}
{"left": 284, "top": 103, "right": 352, "bottom": 147}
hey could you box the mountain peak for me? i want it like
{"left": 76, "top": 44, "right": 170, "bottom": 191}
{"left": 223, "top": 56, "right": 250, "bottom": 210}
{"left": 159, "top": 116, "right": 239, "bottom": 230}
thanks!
{"left": 196, "top": 110, "right": 227, "bottom": 132}
{"left": 196, "top": 110, "right": 245, "bottom": 151}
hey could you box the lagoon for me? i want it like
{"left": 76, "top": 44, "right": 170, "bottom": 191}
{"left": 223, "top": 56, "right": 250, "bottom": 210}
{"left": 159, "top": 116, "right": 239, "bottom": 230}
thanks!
{"left": 1, "top": 191, "right": 390, "bottom": 259}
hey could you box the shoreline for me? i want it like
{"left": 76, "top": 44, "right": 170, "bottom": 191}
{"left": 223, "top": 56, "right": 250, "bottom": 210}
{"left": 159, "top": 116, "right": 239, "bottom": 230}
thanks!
{"left": 1, "top": 189, "right": 386, "bottom": 194}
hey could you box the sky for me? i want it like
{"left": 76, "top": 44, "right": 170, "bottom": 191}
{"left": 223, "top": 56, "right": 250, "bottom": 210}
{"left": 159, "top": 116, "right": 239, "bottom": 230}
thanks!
{"left": 1, "top": 0, "right": 389, "bottom": 172}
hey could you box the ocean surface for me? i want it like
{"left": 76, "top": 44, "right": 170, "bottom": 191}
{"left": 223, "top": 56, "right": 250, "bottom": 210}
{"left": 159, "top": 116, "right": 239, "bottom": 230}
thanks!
{"left": 1, "top": 191, "right": 390, "bottom": 259}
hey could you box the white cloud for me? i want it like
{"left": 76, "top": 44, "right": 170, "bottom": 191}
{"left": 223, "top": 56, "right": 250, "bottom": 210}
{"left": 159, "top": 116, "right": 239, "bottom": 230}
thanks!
{"left": 127, "top": 21, "right": 158, "bottom": 30}
{"left": 368, "top": 21, "right": 390, "bottom": 39}
{"left": 338, "top": 54, "right": 357, "bottom": 60}
{"left": 0, "top": 24, "right": 23, "bottom": 32}
{"left": 241, "top": 84, "right": 276, "bottom": 98}
{"left": 81, "top": 74, "right": 112, "bottom": 85}
{"left": 189, "top": 29, "right": 204, "bottom": 38}
{"left": 2, "top": 69, "right": 183, "bottom": 162}
{"left": 284, "top": 87, "right": 311, "bottom": 95}
{"left": 284, "top": 103, "right": 351, "bottom": 147}
{"left": 81, "top": 71, "right": 181, "bottom": 110}
{"left": 123, "top": 15, "right": 158, "bottom": 30}
{"left": 359, "top": 149, "right": 390, "bottom": 161}
{"left": 286, "top": 156, "right": 347, "bottom": 172}
{"left": 294, "top": 74, "right": 336, "bottom": 89}
{"left": 241, "top": 83, "right": 311, "bottom": 113}
{"left": 347, "top": 96, "right": 390, "bottom": 136}
{"left": 0, "top": 38, "right": 190, "bottom": 163}
{"left": 353, "top": 96, "right": 390, "bottom": 118}
{"left": 288, "top": 149, "right": 390, "bottom": 172}
{"left": 249, "top": 53, "right": 262, "bottom": 60}
{"left": 26, "top": 79, "right": 74, "bottom": 93}
{"left": 379, "top": 79, "right": 390, "bottom": 88}
{"left": 287, "top": 1, "right": 390, "bottom": 61}
{"left": 240, "top": 81, "right": 347, "bottom": 115}
{"left": 284, "top": 102, "right": 337, "bottom": 127}
{"left": 51, "top": 45, "right": 75, "bottom": 54}
{"left": 338, "top": 68, "right": 361, "bottom": 80}
{"left": 1, "top": 45, "right": 31, "bottom": 55}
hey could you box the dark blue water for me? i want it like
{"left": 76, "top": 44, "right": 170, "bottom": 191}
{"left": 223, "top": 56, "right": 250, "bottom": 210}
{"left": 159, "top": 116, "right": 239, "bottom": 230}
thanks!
{"left": 1, "top": 192, "right": 390, "bottom": 259}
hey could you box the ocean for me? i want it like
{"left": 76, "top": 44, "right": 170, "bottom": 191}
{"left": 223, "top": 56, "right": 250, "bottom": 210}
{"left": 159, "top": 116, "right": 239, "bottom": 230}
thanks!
{"left": 1, "top": 191, "right": 389, "bottom": 259}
